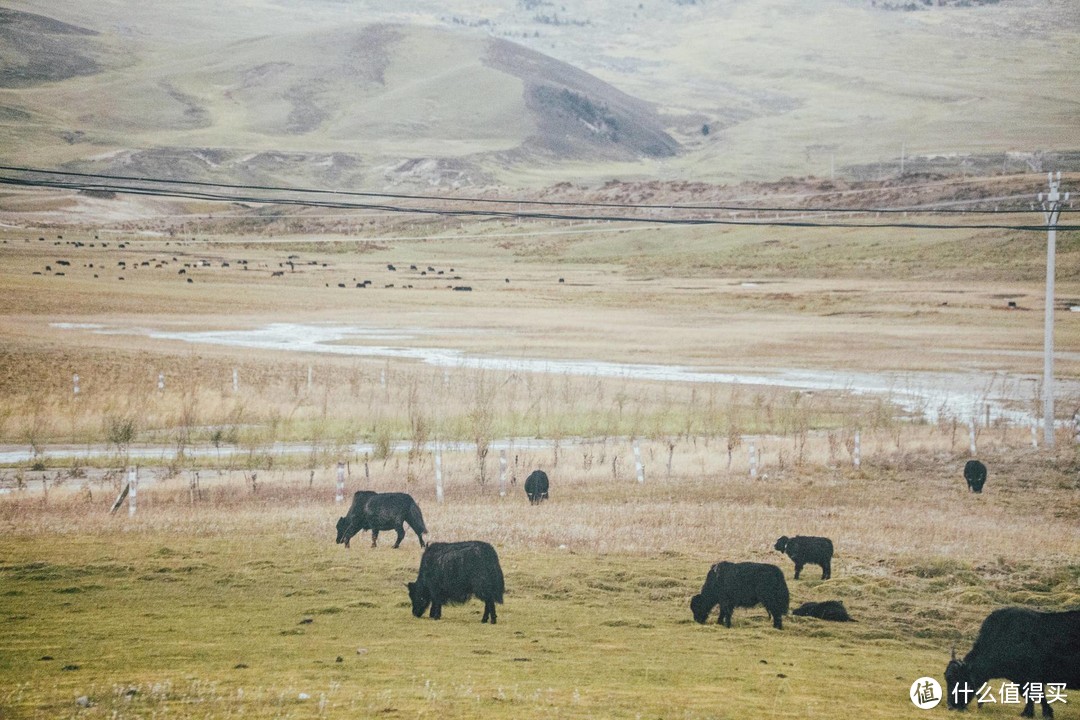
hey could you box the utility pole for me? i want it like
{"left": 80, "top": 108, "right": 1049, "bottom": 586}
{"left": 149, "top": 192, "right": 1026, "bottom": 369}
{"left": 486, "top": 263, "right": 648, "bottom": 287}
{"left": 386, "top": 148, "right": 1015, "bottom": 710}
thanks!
{"left": 1038, "top": 172, "right": 1070, "bottom": 446}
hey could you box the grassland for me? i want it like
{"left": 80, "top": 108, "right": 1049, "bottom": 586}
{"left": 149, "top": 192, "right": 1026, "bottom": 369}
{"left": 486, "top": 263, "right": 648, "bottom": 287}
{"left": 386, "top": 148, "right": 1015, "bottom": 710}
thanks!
{"left": 1, "top": 179, "right": 1079, "bottom": 718}
{"left": 0, "top": 187, "right": 1078, "bottom": 456}
{"left": 1, "top": 446, "right": 1078, "bottom": 720}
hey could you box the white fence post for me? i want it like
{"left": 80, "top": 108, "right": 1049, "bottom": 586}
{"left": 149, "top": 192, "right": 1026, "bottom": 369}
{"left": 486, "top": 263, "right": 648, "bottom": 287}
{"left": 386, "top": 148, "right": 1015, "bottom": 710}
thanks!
{"left": 633, "top": 439, "right": 644, "bottom": 483}
{"left": 336, "top": 462, "right": 345, "bottom": 503}
{"left": 127, "top": 468, "right": 137, "bottom": 517}
{"left": 232, "top": 368, "right": 239, "bottom": 393}
{"left": 307, "top": 365, "right": 313, "bottom": 390}
{"left": 1032, "top": 423, "right": 1039, "bottom": 449}
{"left": 157, "top": 373, "right": 165, "bottom": 393}
{"left": 499, "top": 449, "right": 507, "bottom": 497}
{"left": 435, "top": 442, "right": 444, "bottom": 503}
{"left": 748, "top": 440, "right": 758, "bottom": 479}
{"left": 969, "top": 421, "right": 977, "bottom": 456}
{"left": 73, "top": 373, "right": 80, "bottom": 396}
{"left": 854, "top": 430, "right": 861, "bottom": 468}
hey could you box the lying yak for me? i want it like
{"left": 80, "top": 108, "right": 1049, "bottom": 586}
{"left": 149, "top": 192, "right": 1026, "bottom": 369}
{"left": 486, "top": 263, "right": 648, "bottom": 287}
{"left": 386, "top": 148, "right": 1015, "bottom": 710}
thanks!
{"left": 524, "top": 469, "right": 549, "bottom": 504}
{"left": 335, "top": 490, "right": 427, "bottom": 549}
{"left": 407, "top": 540, "right": 505, "bottom": 624}
{"left": 792, "top": 600, "right": 854, "bottom": 622}
{"left": 774, "top": 535, "right": 834, "bottom": 580}
{"left": 945, "top": 607, "right": 1080, "bottom": 718}
{"left": 690, "top": 561, "right": 789, "bottom": 629}
{"left": 964, "top": 459, "right": 987, "bottom": 493}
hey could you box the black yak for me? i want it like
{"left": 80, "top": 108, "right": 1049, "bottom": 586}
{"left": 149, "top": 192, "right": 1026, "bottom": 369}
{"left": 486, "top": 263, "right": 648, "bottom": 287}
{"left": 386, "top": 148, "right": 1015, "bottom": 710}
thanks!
{"left": 690, "top": 561, "right": 789, "bottom": 629}
{"left": 335, "top": 491, "right": 427, "bottom": 549}
{"left": 964, "top": 459, "right": 987, "bottom": 493}
{"left": 774, "top": 535, "right": 833, "bottom": 580}
{"left": 945, "top": 607, "right": 1080, "bottom": 718}
{"left": 792, "top": 600, "right": 854, "bottom": 622}
{"left": 407, "top": 541, "right": 505, "bottom": 624}
{"left": 524, "top": 470, "right": 549, "bottom": 504}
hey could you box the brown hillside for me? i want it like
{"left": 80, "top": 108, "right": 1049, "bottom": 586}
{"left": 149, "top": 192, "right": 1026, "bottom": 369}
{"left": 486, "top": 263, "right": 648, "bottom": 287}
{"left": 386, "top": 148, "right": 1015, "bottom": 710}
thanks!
{"left": 0, "top": 19, "right": 678, "bottom": 187}
{"left": 0, "top": 8, "right": 106, "bottom": 88}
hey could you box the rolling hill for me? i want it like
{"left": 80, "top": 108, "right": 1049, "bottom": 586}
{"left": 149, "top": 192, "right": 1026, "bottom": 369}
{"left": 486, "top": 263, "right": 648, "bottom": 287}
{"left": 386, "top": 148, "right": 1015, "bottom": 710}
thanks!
{"left": 0, "top": 0, "right": 1077, "bottom": 188}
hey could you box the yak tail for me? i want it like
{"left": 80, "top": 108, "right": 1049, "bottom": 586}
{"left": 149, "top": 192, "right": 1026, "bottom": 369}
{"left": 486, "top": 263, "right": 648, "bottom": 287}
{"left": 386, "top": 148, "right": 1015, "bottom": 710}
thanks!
{"left": 482, "top": 544, "right": 505, "bottom": 604}
{"left": 487, "top": 561, "right": 506, "bottom": 605}
{"left": 407, "top": 500, "right": 427, "bottom": 536}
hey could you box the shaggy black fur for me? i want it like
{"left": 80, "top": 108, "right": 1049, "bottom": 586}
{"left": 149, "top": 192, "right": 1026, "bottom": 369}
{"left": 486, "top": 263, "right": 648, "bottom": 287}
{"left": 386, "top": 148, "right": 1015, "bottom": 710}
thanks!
{"left": 945, "top": 607, "right": 1080, "bottom": 718}
{"left": 524, "top": 470, "right": 549, "bottom": 504}
{"left": 690, "top": 561, "right": 789, "bottom": 629}
{"left": 335, "top": 491, "right": 427, "bottom": 549}
{"left": 774, "top": 535, "right": 833, "bottom": 580}
{"left": 964, "top": 459, "right": 987, "bottom": 493}
{"left": 408, "top": 541, "right": 505, "bottom": 624}
{"left": 792, "top": 600, "right": 854, "bottom": 622}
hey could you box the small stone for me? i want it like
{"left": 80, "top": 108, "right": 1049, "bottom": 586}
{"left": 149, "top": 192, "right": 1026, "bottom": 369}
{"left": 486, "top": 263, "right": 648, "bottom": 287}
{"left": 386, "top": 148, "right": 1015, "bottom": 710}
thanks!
{"left": 75, "top": 696, "right": 92, "bottom": 708}
{"left": 335, "top": 656, "right": 343, "bottom": 663}
{"left": 298, "top": 692, "right": 310, "bottom": 701}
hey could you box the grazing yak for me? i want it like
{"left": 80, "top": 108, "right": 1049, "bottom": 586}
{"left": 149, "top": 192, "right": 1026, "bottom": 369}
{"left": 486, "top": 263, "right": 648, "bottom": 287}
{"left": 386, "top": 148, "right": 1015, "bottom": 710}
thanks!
{"left": 524, "top": 470, "right": 549, "bottom": 504}
{"left": 964, "top": 459, "right": 988, "bottom": 493}
{"left": 774, "top": 535, "right": 834, "bottom": 580}
{"left": 690, "top": 561, "right": 789, "bottom": 629}
{"left": 335, "top": 491, "right": 427, "bottom": 549}
{"left": 945, "top": 607, "right": 1080, "bottom": 718}
{"left": 407, "top": 541, "right": 505, "bottom": 624}
{"left": 792, "top": 600, "right": 855, "bottom": 622}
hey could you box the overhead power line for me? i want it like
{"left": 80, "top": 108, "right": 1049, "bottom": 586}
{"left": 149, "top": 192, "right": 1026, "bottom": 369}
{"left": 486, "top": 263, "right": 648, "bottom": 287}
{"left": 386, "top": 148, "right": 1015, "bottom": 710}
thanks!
{"left": 0, "top": 163, "right": 1052, "bottom": 214}
{"left": 0, "top": 165, "right": 1075, "bottom": 232}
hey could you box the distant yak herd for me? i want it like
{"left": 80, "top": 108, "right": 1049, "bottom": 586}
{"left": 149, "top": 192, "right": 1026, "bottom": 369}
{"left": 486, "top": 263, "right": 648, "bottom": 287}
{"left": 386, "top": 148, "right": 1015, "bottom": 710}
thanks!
{"left": 334, "top": 459, "right": 1078, "bottom": 706}
{"left": 24, "top": 239, "right": 572, "bottom": 291}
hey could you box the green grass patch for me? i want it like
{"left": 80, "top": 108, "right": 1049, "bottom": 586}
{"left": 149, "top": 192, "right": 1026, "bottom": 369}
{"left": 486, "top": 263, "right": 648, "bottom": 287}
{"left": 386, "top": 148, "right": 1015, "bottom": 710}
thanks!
{"left": 2, "top": 520, "right": 1073, "bottom": 719}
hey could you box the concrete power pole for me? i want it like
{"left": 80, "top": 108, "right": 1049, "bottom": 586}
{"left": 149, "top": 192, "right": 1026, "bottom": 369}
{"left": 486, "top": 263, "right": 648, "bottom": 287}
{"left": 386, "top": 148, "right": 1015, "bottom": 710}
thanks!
{"left": 1038, "top": 172, "right": 1070, "bottom": 446}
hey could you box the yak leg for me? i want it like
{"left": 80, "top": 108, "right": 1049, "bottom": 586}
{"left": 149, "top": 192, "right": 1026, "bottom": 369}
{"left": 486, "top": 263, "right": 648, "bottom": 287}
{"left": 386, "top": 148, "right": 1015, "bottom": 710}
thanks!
{"left": 392, "top": 525, "right": 405, "bottom": 548}
{"left": 370, "top": 529, "right": 379, "bottom": 548}
{"left": 793, "top": 562, "right": 803, "bottom": 579}
{"left": 413, "top": 525, "right": 426, "bottom": 548}
{"left": 430, "top": 602, "right": 442, "bottom": 620}
{"left": 1040, "top": 698, "right": 1054, "bottom": 719}
{"left": 822, "top": 560, "right": 831, "bottom": 580}
{"left": 482, "top": 600, "right": 497, "bottom": 624}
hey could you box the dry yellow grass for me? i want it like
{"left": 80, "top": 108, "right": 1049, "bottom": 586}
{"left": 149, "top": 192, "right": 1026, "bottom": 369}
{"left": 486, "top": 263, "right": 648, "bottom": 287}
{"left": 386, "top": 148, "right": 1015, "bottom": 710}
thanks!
{"left": 1, "top": 213, "right": 1078, "bottom": 458}
{"left": 1, "top": 203, "right": 1078, "bottom": 719}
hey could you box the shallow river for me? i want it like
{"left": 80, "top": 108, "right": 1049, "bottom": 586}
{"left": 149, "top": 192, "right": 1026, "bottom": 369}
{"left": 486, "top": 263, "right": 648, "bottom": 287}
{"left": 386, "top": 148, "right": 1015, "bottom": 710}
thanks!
{"left": 52, "top": 321, "right": 1078, "bottom": 426}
